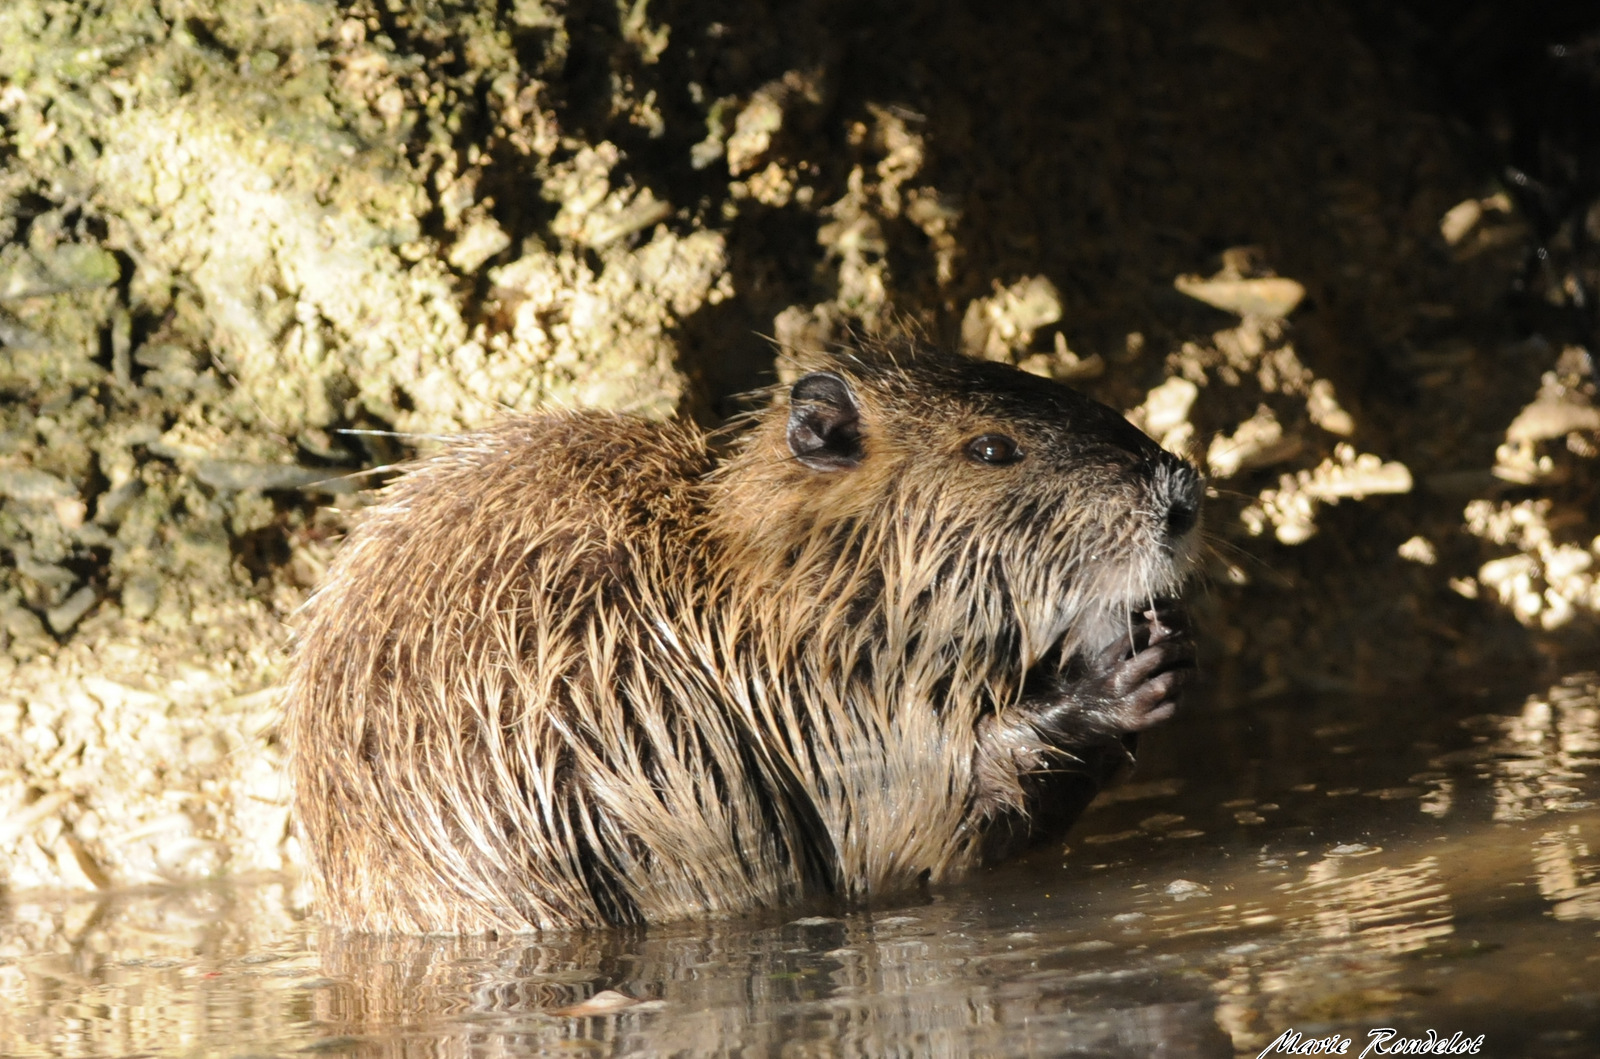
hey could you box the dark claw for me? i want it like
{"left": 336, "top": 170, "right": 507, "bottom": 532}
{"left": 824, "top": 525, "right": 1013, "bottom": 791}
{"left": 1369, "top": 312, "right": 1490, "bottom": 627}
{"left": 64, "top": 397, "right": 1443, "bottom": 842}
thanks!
{"left": 1138, "top": 601, "right": 1188, "bottom": 647}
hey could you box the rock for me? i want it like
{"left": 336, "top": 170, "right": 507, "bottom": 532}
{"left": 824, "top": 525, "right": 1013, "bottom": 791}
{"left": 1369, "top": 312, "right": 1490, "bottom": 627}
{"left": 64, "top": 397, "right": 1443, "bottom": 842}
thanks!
{"left": 93, "top": 480, "right": 146, "bottom": 526}
{"left": 1243, "top": 445, "right": 1413, "bottom": 544}
{"left": 1, "top": 599, "right": 48, "bottom": 643}
{"left": 1306, "top": 378, "right": 1355, "bottom": 436}
{"left": 1174, "top": 274, "right": 1305, "bottom": 319}
{"left": 1438, "top": 198, "right": 1482, "bottom": 246}
{"left": 1206, "top": 406, "right": 1302, "bottom": 478}
{"left": 1134, "top": 376, "right": 1200, "bottom": 454}
{"left": 0, "top": 309, "right": 49, "bottom": 349}
{"left": 446, "top": 215, "right": 512, "bottom": 272}
{"left": 573, "top": 191, "right": 673, "bottom": 249}
{"left": 1397, "top": 536, "right": 1438, "bottom": 565}
{"left": 0, "top": 467, "right": 77, "bottom": 503}
{"left": 120, "top": 574, "right": 162, "bottom": 621}
{"left": 46, "top": 586, "right": 98, "bottom": 634}
{"left": 0, "top": 789, "right": 76, "bottom": 844}
{"left": 193, "top": 460, "right": 356, "bottom": 494}
{"left": 960, "top": 275, "right": 1064, "bottom": 362}
{"left": 0, "top": 243, "right": 120, "bottom": 300}
{"left": 1505, "top": 392, "right": 1600, "bottom": 444}
{"left": 13, "top": 555, "right": 76, "bottom": 593}
{"left": 1017, "top": 334, "right": 1106, "bottom": 381}
{"left": 551, "top": 990, "right": 646, "bottom": 1016}
{"left": 726, "top": 87, "right": 787, "bottom": 176}
{"left": 1164, "top": 878, "right": 1211, "bottom": 900}
{"left": 57, "top": 832, "right": 112, "bottom": 890}
{"left": 131, "top": 343, "right": 202, "bottom": 372}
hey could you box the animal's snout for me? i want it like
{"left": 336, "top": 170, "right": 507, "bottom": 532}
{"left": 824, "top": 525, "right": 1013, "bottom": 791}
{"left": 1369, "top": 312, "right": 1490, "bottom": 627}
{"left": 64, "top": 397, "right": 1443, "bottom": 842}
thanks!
{"left": 1158, "top": 461, "right": 1203, "bottom": 541}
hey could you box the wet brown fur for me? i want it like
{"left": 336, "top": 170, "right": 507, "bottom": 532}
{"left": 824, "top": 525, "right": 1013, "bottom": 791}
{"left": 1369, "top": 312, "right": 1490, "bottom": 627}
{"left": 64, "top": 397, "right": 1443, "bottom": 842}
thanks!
{"left": 284, "top": 346, "right": 1202, "bottom": 933}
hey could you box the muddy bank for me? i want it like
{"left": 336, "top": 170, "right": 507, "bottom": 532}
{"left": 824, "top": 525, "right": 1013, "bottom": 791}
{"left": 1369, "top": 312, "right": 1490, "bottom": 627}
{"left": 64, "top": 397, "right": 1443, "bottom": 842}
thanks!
{"left": 0, "top": 0, "right": 1595, "bottom": 894}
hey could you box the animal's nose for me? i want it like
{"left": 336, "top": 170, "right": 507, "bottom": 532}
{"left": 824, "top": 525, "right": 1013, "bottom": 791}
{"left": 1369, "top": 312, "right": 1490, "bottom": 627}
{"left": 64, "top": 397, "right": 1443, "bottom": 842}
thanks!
{"left": 1162, "top": 462, "right": 1202, "bottom": 540}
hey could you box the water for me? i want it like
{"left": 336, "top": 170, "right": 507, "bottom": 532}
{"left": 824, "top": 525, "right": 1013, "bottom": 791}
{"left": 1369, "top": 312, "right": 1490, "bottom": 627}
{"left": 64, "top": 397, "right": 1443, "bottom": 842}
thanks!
{"left": 4, "top": 674, "right": 1598, "bottom": 1057}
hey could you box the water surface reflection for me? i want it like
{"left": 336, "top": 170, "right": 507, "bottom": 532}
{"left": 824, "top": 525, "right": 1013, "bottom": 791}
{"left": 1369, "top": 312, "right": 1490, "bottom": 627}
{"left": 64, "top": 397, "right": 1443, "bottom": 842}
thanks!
{"left": 3, "top": 674, "right": 1598, "bottom": 1056}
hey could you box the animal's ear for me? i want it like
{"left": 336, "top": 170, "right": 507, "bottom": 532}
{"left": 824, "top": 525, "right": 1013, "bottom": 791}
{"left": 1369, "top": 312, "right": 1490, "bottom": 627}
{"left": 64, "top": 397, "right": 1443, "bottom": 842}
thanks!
{"left": 787, "top": 371, "right": 862, "bottom": 471}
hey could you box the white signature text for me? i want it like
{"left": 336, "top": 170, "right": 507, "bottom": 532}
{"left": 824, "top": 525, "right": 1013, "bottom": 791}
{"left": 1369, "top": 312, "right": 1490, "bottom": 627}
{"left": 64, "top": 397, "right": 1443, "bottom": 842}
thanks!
{"left": 1257, "top": 1028, "right": 1487, "bottom": 1058}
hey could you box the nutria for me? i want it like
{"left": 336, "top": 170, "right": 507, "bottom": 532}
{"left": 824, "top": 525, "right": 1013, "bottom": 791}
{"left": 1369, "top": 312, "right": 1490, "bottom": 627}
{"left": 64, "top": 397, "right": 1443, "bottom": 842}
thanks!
{"left": 283, "top": 345, "right": 1203, "bottom": 933}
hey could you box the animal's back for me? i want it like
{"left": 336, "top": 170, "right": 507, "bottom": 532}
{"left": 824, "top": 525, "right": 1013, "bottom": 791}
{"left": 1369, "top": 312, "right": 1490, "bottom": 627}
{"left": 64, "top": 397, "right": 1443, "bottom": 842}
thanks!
{"left": 285, "top": 412, "right": 797, "bottom": 932}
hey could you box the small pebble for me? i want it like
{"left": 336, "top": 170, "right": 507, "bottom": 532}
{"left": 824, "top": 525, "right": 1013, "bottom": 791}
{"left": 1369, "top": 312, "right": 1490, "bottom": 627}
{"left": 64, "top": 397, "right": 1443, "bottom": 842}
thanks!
{"left": 1173, "top": 274, "right": 1305, "bottom": 318}
{"left": 1, "top": 601, "right": 48, "bottom": 641}
{"left": 46, "top": 585, "right": 98, "bottom": 634}
{"left": 121, "top": 575, "right": 162, "bottom": 621}
{"left": 1164, "top": 879, "right": 1210, "bottom": 901}
{"left": 551, "top": 989, "right": 645, "bottom": 1016}
{"left": 0, "top": 467, "right": 76, "bottom": 502}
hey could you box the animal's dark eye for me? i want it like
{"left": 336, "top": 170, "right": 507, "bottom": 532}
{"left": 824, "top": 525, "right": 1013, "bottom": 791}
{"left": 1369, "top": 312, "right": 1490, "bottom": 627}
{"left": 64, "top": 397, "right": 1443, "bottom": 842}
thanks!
{"left": 966, "top": 434, "right": 1023, "bottom": 465}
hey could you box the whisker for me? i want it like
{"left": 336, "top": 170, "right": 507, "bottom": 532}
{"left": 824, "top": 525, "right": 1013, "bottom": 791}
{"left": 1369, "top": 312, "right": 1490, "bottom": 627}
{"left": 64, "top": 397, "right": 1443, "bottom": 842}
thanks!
{"left": 1202, "top": 533, "right": 1290, "bottom": 588}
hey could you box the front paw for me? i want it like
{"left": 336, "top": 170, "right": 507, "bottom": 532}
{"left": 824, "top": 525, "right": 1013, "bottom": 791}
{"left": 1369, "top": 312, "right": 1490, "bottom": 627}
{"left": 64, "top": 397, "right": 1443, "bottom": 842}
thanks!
{"left": 971, "top": 604, "right": 1194, "bottom": 860}
{"left": 1034, "top": 603, "right": 1196, "bottom": 738}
